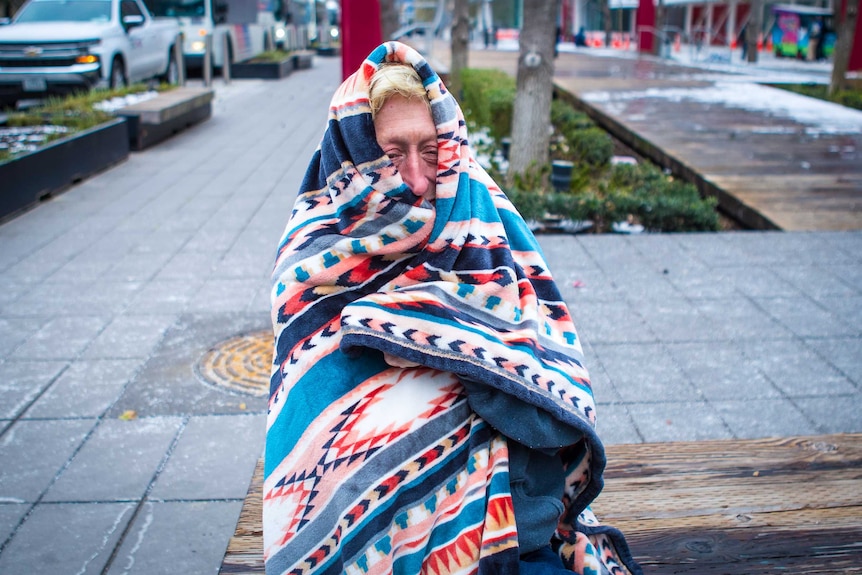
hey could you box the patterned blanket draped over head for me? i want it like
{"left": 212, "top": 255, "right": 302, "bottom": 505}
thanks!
{"left": 266, "top": 42, "right": 640, "bottom": 575}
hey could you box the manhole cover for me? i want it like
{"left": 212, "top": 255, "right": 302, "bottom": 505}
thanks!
{"left": 195, "top": 330, "right": 272, "bottom": 397}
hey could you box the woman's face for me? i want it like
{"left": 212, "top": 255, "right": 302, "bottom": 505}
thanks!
{"left": 373, "top": 95, "right": 438, "bottom": 204}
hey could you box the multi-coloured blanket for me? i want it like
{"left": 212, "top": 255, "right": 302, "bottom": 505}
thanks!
{"left": 265, "top": 41, "right": 641, "bottom": 575}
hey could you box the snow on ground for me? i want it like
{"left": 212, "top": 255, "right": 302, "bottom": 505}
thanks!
{"left": 543, "top": 42, "right": 861, "bottom": 135}
{"left": 581, "top": 81, "right": 862, "bottom": 135}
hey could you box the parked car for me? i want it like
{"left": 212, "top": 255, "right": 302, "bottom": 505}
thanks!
{"left": 0, "top": 0, "right": 181, "bottom": 107}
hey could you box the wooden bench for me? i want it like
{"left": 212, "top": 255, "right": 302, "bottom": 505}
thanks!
{"left": 219, "top": 433, "right": 862, "bottom": 574}
{"left": 116, "top": 86, "right": 214, "bottom": 150}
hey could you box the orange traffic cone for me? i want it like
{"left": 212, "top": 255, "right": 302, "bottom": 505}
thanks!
{"left": 674, "top": 34, "right": 681, "bottom": 52}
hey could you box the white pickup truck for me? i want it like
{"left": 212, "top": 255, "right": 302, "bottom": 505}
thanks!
{"left": 0, "top": 0, "right": 181, "bottom": 107}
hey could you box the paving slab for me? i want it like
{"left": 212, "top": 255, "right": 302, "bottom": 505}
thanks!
{"left": 23, "top": 359, "right": 144, "bottom": 419}
{"left": 711, "top": 398, "right": 821, "bottom": 438}
{"left": 105, "top": 500, "right": 242, "bottom": 575}
{"left": 0, "top": 360, "right": 66, "bottom": 419}
{"left": 43, "top": 416, "right": 183, "bottom": 502}
{"left": 625, "top": 401, "right": 732, "bottom": 442}
{"left": 11, "top": 316, "right": 113, "bottom": 360}
{"left": 0, "top": 502, "right": 135, "bottom": 575}
{"left": 0, "top": 419, "right": 96, "bottom": 502}
{"left": 149, "top": 414, "right": 265, "bottom": 501}
{"left": 0, "top": 504, "right": 27, "bottom": 546}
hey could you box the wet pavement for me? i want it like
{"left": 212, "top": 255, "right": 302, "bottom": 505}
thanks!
{"left": 1, "top": 50, "right": 861, "bottom": 574}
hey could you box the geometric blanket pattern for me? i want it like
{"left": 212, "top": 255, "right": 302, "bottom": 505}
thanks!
{"left": 265, "top": 41, "right": 641, "bottom": 575}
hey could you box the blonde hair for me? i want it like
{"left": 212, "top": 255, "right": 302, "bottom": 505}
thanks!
{"left": 368, "top": 63, "right": 430, "bottom": 118}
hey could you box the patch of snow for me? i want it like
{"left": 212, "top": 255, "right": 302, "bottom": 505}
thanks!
{"left": 92, "top": 90, "right": 159, "bottom": 112}
{"left": 582, "top": 81, "right": 862, "bottom": 135}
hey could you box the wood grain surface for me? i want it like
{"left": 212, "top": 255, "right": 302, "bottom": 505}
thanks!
{"left": 220, "top": 434, "right": 862, "bottom": 574}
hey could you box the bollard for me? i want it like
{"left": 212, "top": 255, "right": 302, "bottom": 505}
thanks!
{"left": 265, "top": 28, "right": 274, "bottom": 52}
{"left": 550, "top": 160, "right": 574, "bottom": 192}
{"left": 173, "top": 33, "right": 185, "bottom": 86}
{"left": 222, "top": 31, "right": 231, "bottom": 84}
{"left": 203, "top": 33, "right": 212, "bottom": 87}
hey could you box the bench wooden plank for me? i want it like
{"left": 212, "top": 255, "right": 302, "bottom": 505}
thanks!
{"left": 220, "top": 433, "right": 862, "bottom": 574}
{"left": 600, "top": 434, "right": 862, "bottom": 574}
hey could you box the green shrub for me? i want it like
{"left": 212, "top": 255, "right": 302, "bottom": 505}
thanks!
{"left": 768, "top": 83, "right": 862, "bottom": 112}
{"left": 835, "top": 89, "right": 862, "bottom": 111}
{"left": 248, "top": 49, "right": 293, "bottom": 63}
{"left": 632, "top": 177, "right": 719, "bottom": 232}
{"left": 551, "top": 99, "right": 594, "bottom": 134}
{"left": 466, "top": 82, "right": 722, "bottom": 233}
{"left": 569, "top": 127, "right": 613, "bottom": 167}
{"left": 461, "top": 68, "right": 516, "bottom": 140}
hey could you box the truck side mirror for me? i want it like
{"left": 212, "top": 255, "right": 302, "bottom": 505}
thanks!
{"left": 122, "top": 14, "right": 145, "bottom": 29}
{"left": 214, "top": 2, "right": 228, "bottom": 24}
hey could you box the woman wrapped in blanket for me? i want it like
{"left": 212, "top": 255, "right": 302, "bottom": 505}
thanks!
{"left": 265, "top": 41, "right": 641, "bottom": 575}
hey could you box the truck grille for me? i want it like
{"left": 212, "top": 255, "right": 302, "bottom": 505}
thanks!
{"left": 0, "top": 42, "right": 97, "bottom": 67}
{"left": 0, "top": 57, "right": 80, "bottom": 67}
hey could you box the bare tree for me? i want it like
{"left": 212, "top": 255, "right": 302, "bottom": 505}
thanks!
{"left": 508, "top": 0, "right": 558, "bottom": 177}
{"left": 449, "top": 0, "right": 470, "bottom": 100}
{"left": 830, "top": 0, "right": 859, "bottom": 95}
{"left": 379, "top": 0, "right": 400, "bottom": 41}
{"left": 602, "top": 0, "right": 612, "bottom": 48}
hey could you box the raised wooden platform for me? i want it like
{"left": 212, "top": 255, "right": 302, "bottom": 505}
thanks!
{"left": 219, "top": 433, "right": 862, "bottom": 574}
{"left": 116, "top": 86, "right": 214, "bottom": 151}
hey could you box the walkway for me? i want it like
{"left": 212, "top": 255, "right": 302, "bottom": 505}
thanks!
{"left": 0, "top": 52, "right": 860, "bottom": 575}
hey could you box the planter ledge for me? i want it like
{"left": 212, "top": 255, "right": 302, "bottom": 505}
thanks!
{"left": 0, "top": 117, "right": 129, "bottom": 222}
{"left": 116, "top": 86, "right": 214, "bottom": 150}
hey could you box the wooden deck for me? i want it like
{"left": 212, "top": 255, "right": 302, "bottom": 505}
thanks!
{"left": 219, "top": 433, "right": 862, "bottom": 574}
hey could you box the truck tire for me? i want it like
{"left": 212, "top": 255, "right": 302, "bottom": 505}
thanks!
{"left": 161, "top": 48, "right": 180, "bottom": 84}
{"left": 110, "top": 57, "right": 127, "bottom": 89}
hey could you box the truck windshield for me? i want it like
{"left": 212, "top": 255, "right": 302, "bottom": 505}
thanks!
{"left": 15, "top": 0, "right": 113, "bottom": 23}
{"left": 145, "top": 0, "right": 204, "bottom": 18}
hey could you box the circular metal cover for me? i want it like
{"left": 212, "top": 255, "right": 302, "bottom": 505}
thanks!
{"left": 195, "top": 330, "right": 272, "bottom": 397}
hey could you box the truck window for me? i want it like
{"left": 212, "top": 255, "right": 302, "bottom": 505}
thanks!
{"left": 14, "top": 0, "right": 112, "bottom": 23}
{"left": 120, "top": 0, "right": 143, "bottom": 18}
{"left": 145, "top": 0, "right": 204, "bottom": 18}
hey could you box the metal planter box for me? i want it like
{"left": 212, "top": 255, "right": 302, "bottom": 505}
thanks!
{"left": 231, "top": 57, "right": 295, "bottom": 80}
{"left": 0, "top": 117, "right": 129, "bottom": 221}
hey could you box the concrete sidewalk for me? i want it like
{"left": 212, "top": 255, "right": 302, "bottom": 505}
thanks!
{"left": 1, "top": 52, "right": 861, "bottom": 575}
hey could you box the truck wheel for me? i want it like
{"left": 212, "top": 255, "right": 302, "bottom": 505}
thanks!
{"left": 110, "top": 57, "right": 127, "bottom": 89}
{"left": 161, "top": 49, "right": 180, "bottom": 84}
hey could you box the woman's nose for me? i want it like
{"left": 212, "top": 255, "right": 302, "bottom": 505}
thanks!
{"left": 400, "top": 153, "right": 429, "bottom": 197}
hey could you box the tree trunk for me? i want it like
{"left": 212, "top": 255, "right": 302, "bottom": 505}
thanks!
{"left": 602, "top": 0, "right": 613, "bottom": 48}
{"left": 450, "top": 0, "right": 470, "bottom": 100}
{"left": 746, "top": 0, "right": 762, "bottom": 63}
{"left": 654, "top": 0, "right": 666, "bottom": 56}
{"left": 508, "top": 0, "right": 557, "bottom": 178}
{"left": 831, "top": 0, "right": 860, "bottom": 95}
{"left": 379, "top": 0, "right": 400, "bottom": 41}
